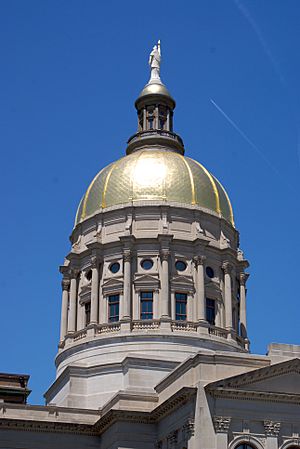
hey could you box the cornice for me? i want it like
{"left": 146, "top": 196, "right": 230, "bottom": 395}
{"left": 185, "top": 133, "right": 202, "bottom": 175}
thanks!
{"left": 206, "top": 358, "right": 300, "bottom": 391}
{"left": 93, "top": 386, "right": 196, "bottom": 433}
{"left": 3, "top": 387, "right": 196, "bottom": 436}
{"left": 207, "top": 387, "right": 300, "bottom": 404}
{"left": 155, "top": 352, "right": 269, "bottom": 393}
{"left": 0, "top": 418, "right": 98, "bottom": 435}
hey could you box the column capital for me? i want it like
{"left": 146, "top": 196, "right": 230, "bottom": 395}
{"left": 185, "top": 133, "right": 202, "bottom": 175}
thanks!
{"left": 264, "top": 420, "right": 281, "bottom": 437}
{"left": 167, "top": 430, "right": 178, "bottom": 449}
{"left": 160, "top": 249, "right": 170, "bottom": 261}
{"left": 222, "top": 261, "right": 233, "bottom": 274}
{"left": 123, "top": 250, "right": 131, "bottom": 263}
{"left": 61, "top": 278, "right": 70, "bottom": 291}
{"left": 193, "top": 255, "right": 206, "bottom": 266}
{"left": 213, "top": 416, "right": 231, "bottom": 433}
{"left": 91, "top": 255, "right": 98, "bottom": 268}
{"left": 182, "top": 418, "right": 195, "bottom": 442}
{"left": 70, "top": 267, "right": 80, "bottom": 278}
{"left": 239, "top": 272, "right": 250, "bottom": 286}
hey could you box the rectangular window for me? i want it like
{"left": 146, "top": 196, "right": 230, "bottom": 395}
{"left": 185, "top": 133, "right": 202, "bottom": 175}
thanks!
{"left": 175, "top": 292, "right": 187, "bottom": 321}
{"left": 140, "top": 291, "right": 153, "bottom": 320}
{"left": 85, "top": 302, "right": 91, "bottom": 326}
{"left": 206, "top": 298, "right": 215, "bottom": 325}
{"left": 108, "top": 295, "right": 119, "bottom": 322}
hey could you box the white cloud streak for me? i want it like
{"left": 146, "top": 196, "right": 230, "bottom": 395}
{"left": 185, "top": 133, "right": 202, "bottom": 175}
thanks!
{"left": 210, "top": 98, "right": 295, "bottom": 191}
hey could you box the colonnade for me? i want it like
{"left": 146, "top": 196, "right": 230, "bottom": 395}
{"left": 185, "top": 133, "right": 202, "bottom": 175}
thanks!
{"left": 59, "top": 253, "right": 248, "bottom": 343}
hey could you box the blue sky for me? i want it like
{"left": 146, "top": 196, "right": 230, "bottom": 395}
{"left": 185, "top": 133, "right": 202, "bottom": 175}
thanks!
{"left": 0, "top": 1, "right": 299, "bottom": 404}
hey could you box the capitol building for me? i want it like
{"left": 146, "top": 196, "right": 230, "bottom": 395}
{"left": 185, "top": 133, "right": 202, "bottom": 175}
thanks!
{"left": 0, "top": 44, "right": 299, "bottom": 449}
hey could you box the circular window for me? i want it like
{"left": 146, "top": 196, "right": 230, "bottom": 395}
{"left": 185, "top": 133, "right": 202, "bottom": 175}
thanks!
{"left": 175, "top": 260, "right": 187, "bottom": 272}
{"left": 206, "top": 266, "right": 214, "bottom": 278}
{"left": 85, "top": 270, "right": 92, "bottom": 281}
{"left": 141, "top": 259, "right": 153, "bottom": 270}
{"left": 109, "top": 262, "right": 120, "bottom": 274}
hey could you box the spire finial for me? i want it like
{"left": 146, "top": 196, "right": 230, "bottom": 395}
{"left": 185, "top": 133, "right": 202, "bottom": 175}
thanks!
{"left": 148, "top": 40, "right": 161, "bottom": 82}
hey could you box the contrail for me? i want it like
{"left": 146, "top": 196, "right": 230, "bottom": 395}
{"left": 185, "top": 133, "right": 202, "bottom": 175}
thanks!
{"left": 210, "top": 98, "right": 295, "bottom": 191}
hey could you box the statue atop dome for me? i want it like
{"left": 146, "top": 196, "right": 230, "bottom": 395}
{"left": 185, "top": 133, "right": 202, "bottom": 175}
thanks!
{"left": 149, "top": 40, "right": 161, "bottom": 81}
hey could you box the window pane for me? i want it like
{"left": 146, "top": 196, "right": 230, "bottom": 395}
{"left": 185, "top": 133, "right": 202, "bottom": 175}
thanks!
{"left": 140, "top": 292, "right": 153, "bottom": 320}
{"left": 206, "top": 298, "right": 215, "bottom": 325}
{"left": 175, "top": 292, "right": 187, "bottom": 320}
{"left": 108, "top": 295, "right": 119, "bottom": 322}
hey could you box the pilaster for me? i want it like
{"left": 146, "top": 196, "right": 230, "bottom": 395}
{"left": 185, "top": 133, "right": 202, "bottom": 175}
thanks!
{"left": 264, "top": 420, "right": 281, "bottom": 449}
{"left": 213, "top": 416, "right": 231, "bottom": 449}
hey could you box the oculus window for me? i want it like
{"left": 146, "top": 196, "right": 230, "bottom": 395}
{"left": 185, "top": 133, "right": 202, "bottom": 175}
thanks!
{"left": 141, "top": 259, "right": 153, "bottom": 270}
{"left": 206, "top": 266, "right": 214, "bottom": 278}
{"left": 109, "top": 262, "right": 120, "bottom": 274}
{"left": 175, "top": 260, "right": 187, "bottom": 272}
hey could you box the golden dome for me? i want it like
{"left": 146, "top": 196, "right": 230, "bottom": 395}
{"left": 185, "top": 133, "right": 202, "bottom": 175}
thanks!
{"left": 75, "top": 149, "right": 234, "bottom": 226}
{"left": 137, "top": 80, "right": 174, "bottom": 102}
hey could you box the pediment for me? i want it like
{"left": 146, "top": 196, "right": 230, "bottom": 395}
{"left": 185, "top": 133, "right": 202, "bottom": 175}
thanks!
{"left": 134, "top": 274, "right": 160, "bottom": 290}
{"left": 170, "top": 275, "right": 194, "bottom": 293}
{"left": 206, "top": 358, "right": 300, "bottom": 398}
{"left": 102, "top": 277, "right": 124, "bottom": 295}
{"left": 102, "top": 278, "right": 124, "bottom": 288}
{"left": 79, "top": 283, "right": 91, "bottom": 294}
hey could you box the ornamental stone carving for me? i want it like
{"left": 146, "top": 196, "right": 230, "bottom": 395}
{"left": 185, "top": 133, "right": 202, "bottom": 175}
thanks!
{"left": 123, "top": 250, "right": 131, "bottom": 263}
{"left": 167, "top": 430, "right": 178, "bottom": 449}
{"left": 70, "top": 268, "right": 80, "bottom": 278}
{"left": 213, "top": 416, "right": 231, "bottom": 433}
{"left": 61, "top": 278, "right": 70, "bottom": 291}
{"left": 160, "top": 249, "right": 170, "bottom": 261}
{"left": 91, "top": 256, "right": 98, "bottom": 268}
{"left": 193, "top": 255, "right": 206, "bottom": 267}
{"left": 182, "top": 418, "right": 195, "bottom": 441}
{"left": 222, "top": 261, "right": 233, "bottom": 275}
{"left": 264, "top": 420, "right": 281, "bottom": 437}
{"left": 239, "top": 272, "right": 249, "bottom": 286}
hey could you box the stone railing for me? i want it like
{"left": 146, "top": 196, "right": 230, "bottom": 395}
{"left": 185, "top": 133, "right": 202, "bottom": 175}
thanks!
{"left": 131, "top": 319, "right": 160, "bottom": 331}
{"left": 171, "top": 321, "right": 197, "bottom": 332}
{"left": 61, "top": 320, "right": 247, "bottom": 351}
{"left": 208, "top": 325, "right": 229, "bottom": 339}
{"left": 96, "top": 322, "right": 121, "bottom": 334}
{"left": 73, "top": 328, "right": 87, "bottom": 341}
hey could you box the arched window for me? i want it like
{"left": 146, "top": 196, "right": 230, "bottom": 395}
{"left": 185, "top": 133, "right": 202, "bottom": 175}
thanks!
{"left": 236, "top": 445, "right": 256, "bottom": 449}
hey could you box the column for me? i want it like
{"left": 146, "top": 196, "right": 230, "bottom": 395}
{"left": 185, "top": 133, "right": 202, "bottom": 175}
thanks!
{"left": 171, "top": 291, "right": 175, "bottom": 320}
{"left": 155, "top": 105, "right": 159, "bottom": 129}
{"left": 215, "top": 301, "right": 222, "bottom": 327}
{"left": 239, "top": 272, "right": 249, "bottom": 338}
{"left": 153, "top": 290, "right": 159, "bottom": 319}
{"left": 187, "top": 294, "right": 193, "bottom": 321}
{"left": 143, "top": 107, "right": 147, "bottom": 130}
{"left": 67, "top": 269, "right": 78, "bottom": 333}
{"left": 222, "top": 262, "right": 233, "bottom": 331}
{"left": 193, "top": 256, "right": 206, "bottom": 322}
{"left": 122, "top": 250, "right": 131, "bottom": 320}
{"left": 90, "top": 256, "right": 99, "bottom": 324}
{"left": 60, "top": 278, "right": 70, "bottom": 342}
{"left": 160, "top": 249, "right": 170, "bottom": 318}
